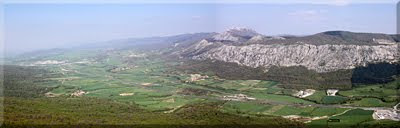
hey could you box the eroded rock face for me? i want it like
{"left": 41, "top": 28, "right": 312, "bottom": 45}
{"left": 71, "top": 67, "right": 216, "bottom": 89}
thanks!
{"left": 175, "top": 29, "right": 399, "bottom": 73}
{"left": 189, "top": 43, "right": 399, "bottom": 73}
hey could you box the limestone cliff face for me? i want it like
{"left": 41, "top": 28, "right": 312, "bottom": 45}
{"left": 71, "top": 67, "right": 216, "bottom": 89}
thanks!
{"left": 183, "top": 41, "right": 399, "bottom": 73}
{"left": 176, "top": 29, "right": 400, "bottom": 73}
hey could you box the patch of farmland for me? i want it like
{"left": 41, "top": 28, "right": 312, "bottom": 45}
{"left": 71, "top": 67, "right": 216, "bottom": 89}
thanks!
{"left": 307, "top": 109, "right": 374, "bottom": 127}
{"left": 351, "top": 98, "right": 396, "bottom": 107}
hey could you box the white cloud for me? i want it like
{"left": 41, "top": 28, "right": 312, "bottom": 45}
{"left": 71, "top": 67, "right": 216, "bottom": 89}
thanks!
{"left": 4, "top": 0, "right": 398, "bottom": 5}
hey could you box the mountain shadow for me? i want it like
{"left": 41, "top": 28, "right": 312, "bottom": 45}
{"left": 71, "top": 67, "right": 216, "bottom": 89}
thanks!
{"left": 175, "top": 59, "right": 400, "bottom": 90}
{"left": 351, "top": 63, "right": 400, "bottom": 85}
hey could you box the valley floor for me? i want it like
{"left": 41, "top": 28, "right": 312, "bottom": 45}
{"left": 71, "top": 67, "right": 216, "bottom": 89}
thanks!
{"left": 2, "top": 49, "right": 400, "bottom": 127}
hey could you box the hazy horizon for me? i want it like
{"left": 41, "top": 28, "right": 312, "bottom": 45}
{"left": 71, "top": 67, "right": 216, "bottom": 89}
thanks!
{"left": 4, "top": 2, "right": 398, "bottom": 55}
{"left": 3, "top": 1, "right": 400, "bottom": 127}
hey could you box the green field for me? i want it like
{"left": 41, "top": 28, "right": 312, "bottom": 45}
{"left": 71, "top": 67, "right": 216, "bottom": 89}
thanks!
{"left": 351, "top": 98, "right": 395, "bottom": 107}
{"left": 308, "top": 109, "right": 374, "bottom": 127}
{"left": 3, "top": 48, "right": 400, "bottom": 127}
{"left": 340, "top": 85, "right": 398, "bottom": 98}
{"left": 304, "top": 91, "right": 326, "bottom": 103}
{"left": 321, "top": 96, "right": 348, "bottom": 104}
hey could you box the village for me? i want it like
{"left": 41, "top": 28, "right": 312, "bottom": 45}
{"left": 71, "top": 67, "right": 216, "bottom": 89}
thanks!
{"left": 372, "top": 103, "right": 400, "bottom": 121}
{"left": 222, "top": 94, "right": 256, "bottom": 101}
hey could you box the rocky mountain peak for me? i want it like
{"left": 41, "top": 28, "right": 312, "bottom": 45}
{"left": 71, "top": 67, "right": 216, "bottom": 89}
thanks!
{"left": 224, "top": 27, "right": 260, "bottom": 37}
{"left": 213, "top": 27, "right": 261, "bottom": 42}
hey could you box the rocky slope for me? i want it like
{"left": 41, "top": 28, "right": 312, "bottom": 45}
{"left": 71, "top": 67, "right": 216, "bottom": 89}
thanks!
{"left": 178, "top": 28, "right": 399, "bottom": 73}
{"left": 212, "top": 27, "right": 260, "bottom": 43}
{"left": 190, "top": 43, "right": 399, "bottom": 72}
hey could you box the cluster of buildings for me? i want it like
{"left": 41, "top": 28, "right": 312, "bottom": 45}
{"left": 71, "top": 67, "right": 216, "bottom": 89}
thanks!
{"left": 326, "top": 89, "right": 339, "bottom": 96}
{"left": 292, "top": 89, "right": 339, "bottom": 98}
{"left": 71, "top": 90, "right": 87, "bottom": 97}
{"left": 222, "top": 94, "right": 256, "bottom": 101}
{"left": 119, "top": 93, "right": 134, "bottom": 96}
{"left": 293, "top": 89, "right": 316, "bottom": 98}
{"left": 109, "top": 65, "right": 138, "bottom": 72}
{"left": 186, "top": 74, "right": 209, "bottom": 82}
{"left": 373, "top": 110, "right": 400, "bottom": 121}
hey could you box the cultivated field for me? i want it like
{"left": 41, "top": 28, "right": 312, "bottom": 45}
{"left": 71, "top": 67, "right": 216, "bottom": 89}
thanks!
{"left": 3, "top": 48, "right": 400, "bottom": 127}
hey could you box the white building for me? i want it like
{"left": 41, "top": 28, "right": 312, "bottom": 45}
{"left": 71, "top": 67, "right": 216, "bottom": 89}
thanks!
{"left": 327, "top": 89, "right": 339, "bottom": 96}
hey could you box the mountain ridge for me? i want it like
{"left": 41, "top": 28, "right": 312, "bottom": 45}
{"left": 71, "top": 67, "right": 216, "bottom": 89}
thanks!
{"left": 172, "top": 28, "right": 399, "bottom": 73}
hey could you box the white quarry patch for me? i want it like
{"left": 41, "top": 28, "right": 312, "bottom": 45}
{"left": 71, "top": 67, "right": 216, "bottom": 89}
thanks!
{"left": 373, "top": 110, "right": 400, "bottom": 121}
{"left": 119, "top": 93, "right": 134, "bottom": 96}
{"left": 34, "top": 60, "right": 66, "bottom": 65}
{"left": 282, "top": 115, "right": 303, "bottom": 119}
{"left": 282, "top": 115, "right": 315, "bottom": 123}
{"left": 326, "top": 89, "right": 339, "bottom": 96}
{"left": 186, "top": 74, "right": 209, "bottom": 82}
{"left": 141, "top": 83, "right": 152, "bottom": 86}
{"left": 70, "top": 90, "right": 87, "bottom": 97}
{"left": 223, "top": 94, "right": 256, "bottom": 101}
{"left": 293, "top": 89, "right": 316, "bottom": 98}
{"left": 45, "top": 92, "right": 61, "bottom": 98}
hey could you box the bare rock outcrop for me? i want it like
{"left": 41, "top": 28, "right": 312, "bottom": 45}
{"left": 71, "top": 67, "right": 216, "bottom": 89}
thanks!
{"left": 177, "top": 29, "right": 399, "bottom": 73}
{"left": 190, "top": 43, "right": 399, "bottom": 72}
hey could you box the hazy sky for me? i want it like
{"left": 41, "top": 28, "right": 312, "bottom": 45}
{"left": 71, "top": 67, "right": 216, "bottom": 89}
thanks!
{"left": 3, "top": 0, "right": 398, "bottom": 55}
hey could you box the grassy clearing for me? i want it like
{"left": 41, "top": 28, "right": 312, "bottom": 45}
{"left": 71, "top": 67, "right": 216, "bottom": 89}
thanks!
{"left": 304, "top": 90, "right": 326, "bottom": 103}
{"left": 339, "top": 85, "right": 398, "bottom": 98}
{"left": 350, "top": 98, "right": 396, "bottom": 107}
{"left": 272, "top": 106, "right": 315, "bottom": 116}
{"left": 249, "top": 92, "right": 315, "bottom": 105}
{"left": 221, "top": 101, "right": 273, "bottom": 115}
{"left": 307, "top": 107, "right": 349, "bottom": 117}
{"left": 222, "top": 101, "right": 349, "bottom": 119}
{"left": 339, "top": 83, "right": 399, "bottom": 107}
{"left": 321, "top": 96, "right": 348, "bottom": 104}
{"left": 360, "top": 120, "right": 400, "bottom": 127}
{"left": 307, "top": 109, "right": 374, "bottom": 128}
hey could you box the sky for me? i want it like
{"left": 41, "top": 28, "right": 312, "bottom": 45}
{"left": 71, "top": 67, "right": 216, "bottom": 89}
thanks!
{"left": 2, "top": 0, "right": 399, "bottom": 55}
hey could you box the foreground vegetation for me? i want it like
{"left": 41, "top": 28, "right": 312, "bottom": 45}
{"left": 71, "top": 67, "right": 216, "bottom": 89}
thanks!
{"left": 3, "top": 97, "right": 303, "bottom": 127}
{"left": 1, "top": 51, "right": 302, "bottom": 127}
{"left": 2, "top": 48, "right": 399, "bottom": 127}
